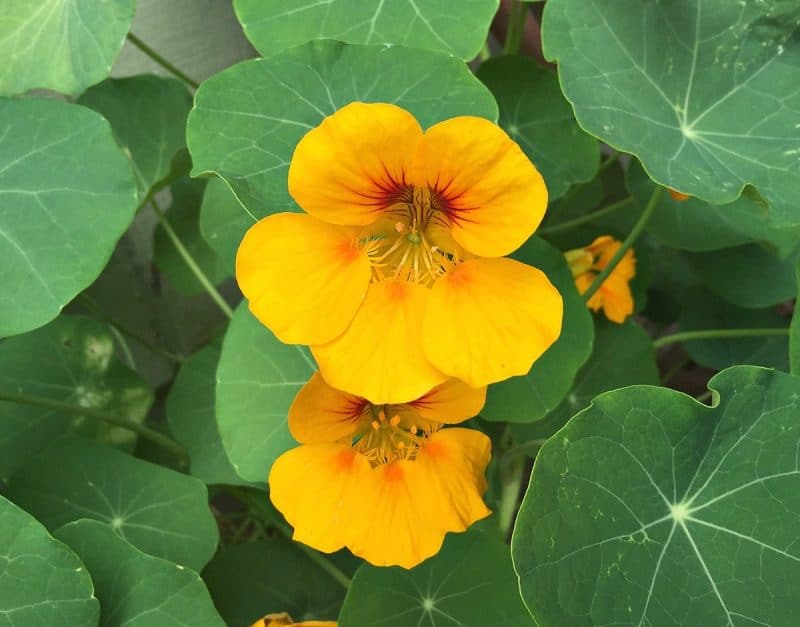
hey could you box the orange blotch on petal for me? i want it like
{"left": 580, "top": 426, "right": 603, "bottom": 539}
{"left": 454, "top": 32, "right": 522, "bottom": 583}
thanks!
{"left": 289, "top": 372, "right": 369, "bottom": 444}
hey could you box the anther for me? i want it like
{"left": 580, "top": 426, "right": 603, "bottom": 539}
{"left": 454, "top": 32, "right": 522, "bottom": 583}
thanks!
{"left": 378, "top": 409, "right": 387, "bottom": 422}
{"left": 410, "top": 425, "right": 418, "bottom": 435}
{"left": 390, "top": 414, "right": 401, "bottom": 427}
{"left": 395, "top": 221, "right": 406, "bottom": 234}
{"left": 371, "top": 421, "right": 380, "bottom": 431}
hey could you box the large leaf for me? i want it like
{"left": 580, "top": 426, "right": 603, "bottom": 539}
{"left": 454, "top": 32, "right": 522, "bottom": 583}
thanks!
{"left": 513, "top": 366, "right": 800, "bottom": 626}
{"left": 0, "top": 495, "right": 99, "bottom": 627}
{"left": 199, "top": 176, "right": 251, "bottom": 274}
{"left": 339, "top": 529, "right": 530, "bottom": 627}
{"left": 6, "top": 438, "right": 218, "bottom": 571}
{"left": 0, "top": 98, "right": 138, "bottom": 336}
{"left": 187, "top": 39, "right": 497, "bottom": 235}
{"left": 78, "top": 76, "right": 192, "bottom": 198}
{"left": 216, "top": 304, "right": 316, "bottom": 483}
{"left": 233, "top": 0, "right": 498, "bottom": 60}
{"left": 203, "top": 537, "right": 345, "bottom": 627}
{"left": 0, "top": 0, "right": 135, "bottom": 96}
{"left": 0, "top": 315, "right": 153, "bottom": 479}
{"left": 56, "top": 519, "right": 225, "bottom": 627}
{"left": 542, "top": 0, "right": 800, "bottom": 224}
{"left": 477, "top": 55, "right": 599, "bottom": 200}
{"left": 791, "top": 259, "right": 800, "bottom": 375}
{"left": 483, "top": 237, "right": 594, "bottom": 423}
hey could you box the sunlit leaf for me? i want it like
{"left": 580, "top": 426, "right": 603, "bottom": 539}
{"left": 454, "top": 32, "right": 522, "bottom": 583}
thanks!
{"left": 199, "top": 176, "right": 251, "bottom": 274}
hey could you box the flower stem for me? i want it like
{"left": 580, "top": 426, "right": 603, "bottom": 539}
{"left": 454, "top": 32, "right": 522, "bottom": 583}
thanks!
{"left": 653, "top": 328, "right": 790, "bottom": 350}
{"left": 497, "top": 456, "right": 527, "bottom": 540}
{"left": 0, "top": 391, "right": 188, "bottom": 460}
{"left": 539, "top": 196, "right": 634, "bottom": 235}
{"left": 503, "top": 1, "right": 528, "bottom": 55}
{"left": 581, "top": 186, "right": 664, "bottom": 303}
{"left": 126, "top": 33, "right": 200, "bottom": 89}
{"left": 150, "top": 197, "right": 234, "bottom": 320}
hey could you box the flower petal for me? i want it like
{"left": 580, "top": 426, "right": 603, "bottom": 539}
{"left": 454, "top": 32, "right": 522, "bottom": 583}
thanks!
{"left": 595, "top": 275, "right": 635, "bottom": 323}
{"left": 312, "top": 279, "right": 447, "bottom": 405}
{"left": 236, "top": 213, "right": 370, "bottom": 345}
{"left": 412, "top": 116, "right": 547, "bottom": 257}
{"left": 269, "top": 444, "right": 371, "bottom": 554}
{"left": 288, "top": 102, "right": 422, "bottom": 226}
{"left": 423, "top": 257, "right": 563, "bottom": 386}
{"left": 405, "top": 379, "right": 487, "bottom": 424}
{"left": 288, "top": 372, "right": 369, "bottom": 444}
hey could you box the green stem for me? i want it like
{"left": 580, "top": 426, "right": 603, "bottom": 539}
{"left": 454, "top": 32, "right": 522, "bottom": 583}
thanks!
{"left": 539, "top": 197, "right": 634, "bottom": 235}
{"left": 497, "top": 456, "right": 526, "bottom": 539}
{"left": 582, "top": 186, "right": 664, "bottom": 303}
{"left": 597, "top": 150, "right": 621, "bottom": 175}
{"left": 150, "top": 198, "right": 234, "bottom": 320}
{"left": 695, "top": 390, "right": 713, "bottom": 403}
{"left": 502, "top": 438, "right": 547, "bottom": 462}
{"left": 503, "top": 2, "right": 528, "bottom": 55}
{"left": 126, "top": 33, "right": 200, "bottom": 89}
{"left": 653, "top": 328, "right": 790, "bottom": 350}
{"left": 0, "top": 391, "right": 188, "bottom": 460}
{"left": 661, "top": 355, "right": 692, "bottom": 385}
{"left": 479, "top": 41, "right": 491, "bottom": 62}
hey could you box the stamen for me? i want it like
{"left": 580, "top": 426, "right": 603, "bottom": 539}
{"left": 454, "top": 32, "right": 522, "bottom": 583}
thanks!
{"left": 390, "top": 414, "right": 401, "bottom": 427}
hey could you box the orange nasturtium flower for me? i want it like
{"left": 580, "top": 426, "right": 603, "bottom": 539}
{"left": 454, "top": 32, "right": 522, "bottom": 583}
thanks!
{"left": 668, "top": 188, "right": 690, "bottom": 201}
{"left": 251, "top": 612, "right": 335, "bottom": 627}
{"left": 269, "top": 372, "right": 491, "bottom": 569}
{"left": 236, "top": 102, "right": 563, "bottom": 404}
{"left": 565, "top": 235, "right": 636, "bottom": 324}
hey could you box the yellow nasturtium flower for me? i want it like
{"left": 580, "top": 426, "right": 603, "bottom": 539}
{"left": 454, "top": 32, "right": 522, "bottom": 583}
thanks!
{"left": 236, "top": 102, "right": 563, "bottom": 404}
{"left": 565, "top": 235, "right": 636, "bottom": 324}
{"left": 269, "top": 372, "right": 491, "bottom": 569}
{"left": 251, "top": 612, "right": 335, "bottom": 627}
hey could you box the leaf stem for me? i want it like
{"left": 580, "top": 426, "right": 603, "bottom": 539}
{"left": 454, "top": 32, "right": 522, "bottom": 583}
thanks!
{"left": 539, "top": 196, "right": 634, "bottom": 235}
{"left": 150, "top": 197, "right": 234, "bottom": 320}
{"left": 0, "top": 391, "right": 188, "bottom": 460}
{"left": 582, "top": 186, "right": 664, "bottom": 303}
{"left": 503, "top": 1, "right": 528, "bottom": 55}
{"left": 653, "top": 328, "right": 790, "bottom": 350}
{"left": 126, "top": 33, "right": 200, "bottom": 89}
{"left": 497, "top": 456, "right": 527, "bottom": 540}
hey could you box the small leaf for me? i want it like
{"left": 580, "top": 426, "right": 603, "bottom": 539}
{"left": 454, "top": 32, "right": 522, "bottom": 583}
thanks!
{"left": 0, "top": 494, "right": 99, "bottom": 627}
{"left": 199, "top": 176, "right": 252, "bottom": 274}
{"left": 56, "top": 519, "right": 225, "bottom": 627}
{"left": 6, "top": 438, "right": 218, "bottom": 571}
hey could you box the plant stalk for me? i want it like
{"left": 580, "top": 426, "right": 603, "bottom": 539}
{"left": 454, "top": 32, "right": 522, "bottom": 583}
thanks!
{"left": 126, "top": 33, "right": 200, "bottom": 89}
{"left": 653, "top": 328, "right": 790, "bottom": 350}
{"left": 539, "top": 197, "right": 634, "bottom": 235}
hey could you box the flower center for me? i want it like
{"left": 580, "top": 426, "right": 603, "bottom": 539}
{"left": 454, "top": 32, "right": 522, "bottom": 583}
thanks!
{"left": 353, "top": 407, "right": 438, "bottom": 466}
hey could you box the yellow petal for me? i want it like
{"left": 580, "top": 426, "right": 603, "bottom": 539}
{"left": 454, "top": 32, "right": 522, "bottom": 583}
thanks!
{"left": 236, "top": 213, "right": 370, "bottom": 345}
{"left": 423, "top": 257, "right": 563, "bottom": 386}
{"left": 254, "top": 614, "right": 336, "bottom": 627}
{"left": 312, "top": 279, "right": 447, "bottom": 405}
{"left": 405, "top": 379, "right": 487, "bottom": 425}
{"left": 411, "top": 116, "right": 547, "bottom": 258}
{"left": 288, "top": 102, "right": 422, "bottom": 226}
{"left": 268, "top": 444, "right": 371, "bottom": 554}
{"left": 288, "top": 372, "right": 369, "bottom": 444}
{"left": 597, "top": 275, "right": 635, "bottom": 323}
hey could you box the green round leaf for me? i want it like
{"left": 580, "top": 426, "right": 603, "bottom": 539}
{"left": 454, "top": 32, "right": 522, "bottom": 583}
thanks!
{"left": 78, "top": 75, "right": 193, "bottom": 198}
{"left": 0, "top": 0, "right": 135, "bottom": 96}
{"left": 199, "top": 176, "right": 252, "bottom": 274}
{"left": 790, "top": 258, "right": 800, "bottom": 375}
{"left": 0, "top": 98, "right": 138, "bottom": 337}
{"left": 542, "top": 0, "right": 800, "bottom": 224}
{"left": 216, "top": 304, "right": 316, "bottom": 483}
{"left": 187, "top": 39, "right": 497, "bottom": 238}
{"left": 56, "top": 519, "right": 225, "bottom": 627}
{"left": 513, "top": 366, "right": 800, "bottom": 626}
{"left": 477, "top": 55, "right": 599, "bottom": 200}
{"left": 6, "top": 438, "right": 219, "bottom": 571}
{"left": 0, "top": 495, "right": 99, "bottom": 627}
{"left": 203, "top": 537, "right": 345, "bottom": 626}
{"left": 233, "top": 0, "right": 498, "bottom": 60}
{"left": 0, "top": 315, "right": 153, "bottom": 479}
{"left": 339, "top": 529, "right": 531, "bottom": 627}
{"left": 483, "top": 237, "right": 594, "bottom": 423}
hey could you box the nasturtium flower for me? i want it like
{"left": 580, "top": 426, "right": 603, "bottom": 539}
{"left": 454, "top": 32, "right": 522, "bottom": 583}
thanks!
{"left": 565, "top": 235, "right": 636, "bottom": 324}
{"left": 269, "top": 372, "right": 491, "bottom": 569}
{"left": 251, "top": 613, "right": 335, "bottom": 627}
{"left": 236, "top": 102, "right": 563, "bottom": 404}
{"left": 668, "top": 188, "right": 690, "bottom": 201}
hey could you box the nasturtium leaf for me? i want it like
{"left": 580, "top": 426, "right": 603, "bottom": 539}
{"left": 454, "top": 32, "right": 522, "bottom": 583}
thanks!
{"left": 339, "top": 529, "right": 530, "bottom": 627}
{"left": 0, "top": 0, "right": 135, "bottom": 96}
{"left": 685, "top": 243, "right": 798, "bottom": 309}
{"left": 78, "top": 76, "right": 193, "bottom": 198}
{"left": 477, "top": 55, "right": 599, "bottom": 200}
{"left": 542, "top": 0, "right": 800, "bottom": 224}
{"left": 791, "top": 259, "right": 800, "bottom": 375}
{"left": 0, "top": 98, "right": 138, "bottom": 337}
{"left": 56, "top": 519, "right": 225, "bottom": 627}
{"left": 6, "top": 438, "right": 218, "bottom": 571}
{"left": 199, "top": 176, "right": 253, "bottom": 274}
{"left": 203, "top": 537, "right": 344, "bottom": 626}
{"left": 154, "top": 178, "right": 229, "bottom": 295}
{"left": 0, "top": 495, "right": 99, "bottom": 627}
{"left": 166, "top": 340, "right": 247, "bottom": 486}
{"left": 483, "top": 237, "right": 594, "bottom": 423}
{"left": 0, "top": 315, "right": 153, "bottom": 479}
{"left": 678, "top": 288, "right": 790, "bottom": 371}
{"left": 513, "top": 366, "right": 800, "bottom": 627}
{"left": 233, "top": 0, "right": 498, "bottom": 60}
{"left": 187, "top": 40, "right": 497, "bottom": 223}
{"left": 216, "top": 304, "right": 316, "bottom": 483}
